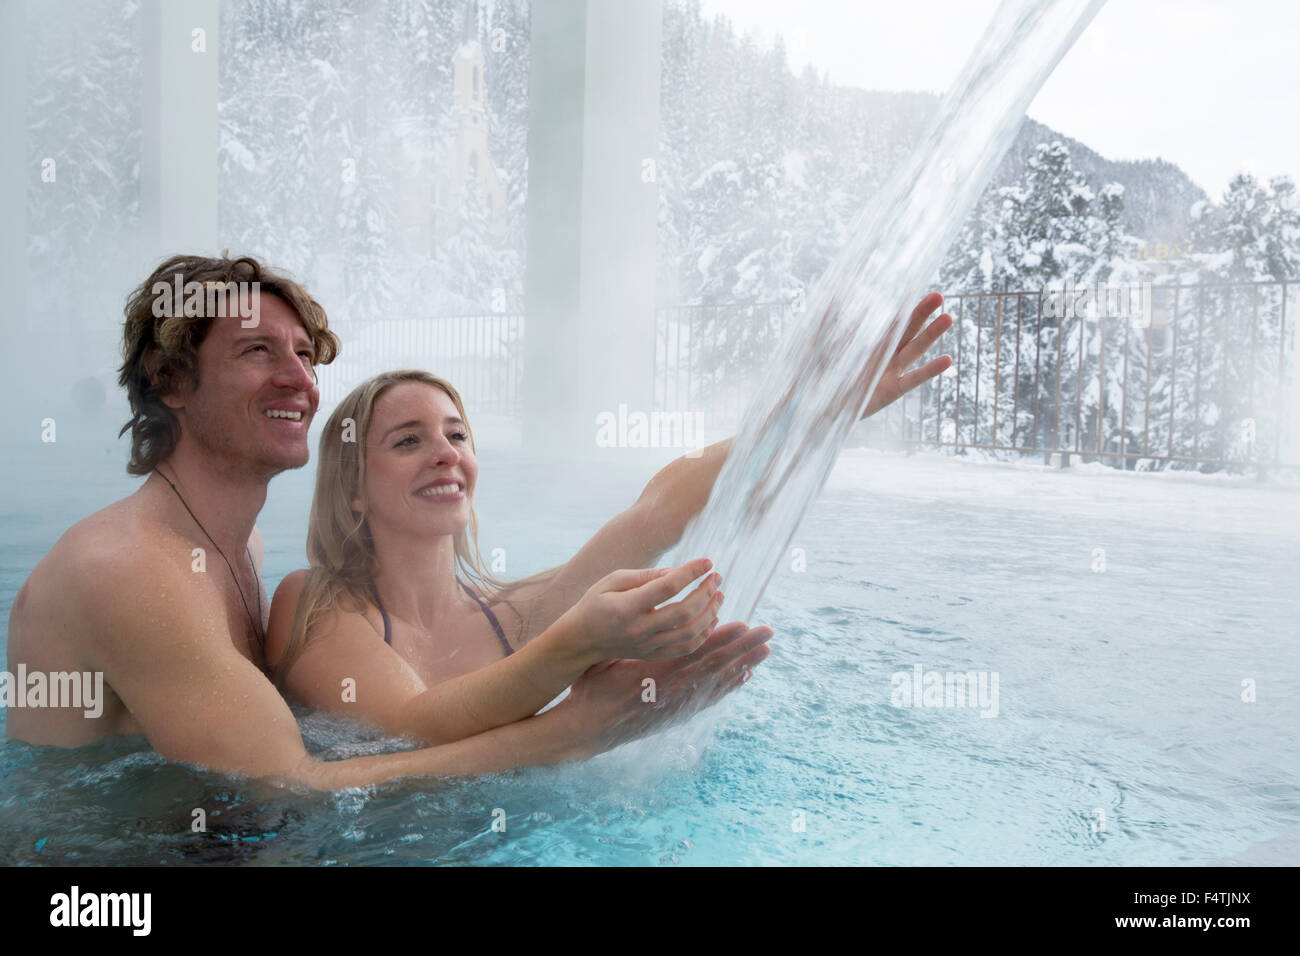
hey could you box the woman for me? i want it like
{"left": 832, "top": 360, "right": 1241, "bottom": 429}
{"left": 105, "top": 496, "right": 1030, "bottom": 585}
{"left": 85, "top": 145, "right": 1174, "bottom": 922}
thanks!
{"left": 267, "top": 292, "right": 950, "bottom": 751}
{"left": 266, "top": 369, "right": 769, "bottom": 750}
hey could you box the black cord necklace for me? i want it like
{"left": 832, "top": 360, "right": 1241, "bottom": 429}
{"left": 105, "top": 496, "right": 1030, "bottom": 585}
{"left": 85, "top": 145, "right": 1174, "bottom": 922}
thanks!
{"left": 153, "top": 467, "right": 264, "bottom": 643}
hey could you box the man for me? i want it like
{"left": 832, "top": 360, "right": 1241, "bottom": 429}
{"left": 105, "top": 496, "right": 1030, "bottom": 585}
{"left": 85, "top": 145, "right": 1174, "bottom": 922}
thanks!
{"left": 5, "top": 254, "right": 771, "bottom": 789}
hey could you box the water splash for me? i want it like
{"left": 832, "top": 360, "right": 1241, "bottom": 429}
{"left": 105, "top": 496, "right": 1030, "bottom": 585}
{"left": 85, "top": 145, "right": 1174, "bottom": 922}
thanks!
{"left": 673, "top": 0, "right": 1106, "bottom": 623}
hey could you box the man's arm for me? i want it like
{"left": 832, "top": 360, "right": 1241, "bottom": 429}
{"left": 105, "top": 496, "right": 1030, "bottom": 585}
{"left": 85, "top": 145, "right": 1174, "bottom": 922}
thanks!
{"left": 85, "top": 556, "right": 587, "bottom": 790}
{"left": 268, "top": 570, "right": 591, "bottom": 745}
{"left": 84, "top": 554, "right": 763, "bottom": 789}
{"left": 268, "top": 559, "right": 721, "bottom": 744}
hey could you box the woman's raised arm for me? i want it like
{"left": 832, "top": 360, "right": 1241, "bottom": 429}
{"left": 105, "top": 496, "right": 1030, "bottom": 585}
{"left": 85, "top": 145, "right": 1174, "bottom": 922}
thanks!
{"left": 509, "top": 293, "right": 952, "bottom": 640}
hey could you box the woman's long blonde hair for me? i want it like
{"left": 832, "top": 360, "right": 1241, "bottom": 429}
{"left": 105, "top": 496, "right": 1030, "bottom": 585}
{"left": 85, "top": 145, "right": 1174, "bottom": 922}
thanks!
{"left": 274, "top": 369, "right": 538, "bottom": 687}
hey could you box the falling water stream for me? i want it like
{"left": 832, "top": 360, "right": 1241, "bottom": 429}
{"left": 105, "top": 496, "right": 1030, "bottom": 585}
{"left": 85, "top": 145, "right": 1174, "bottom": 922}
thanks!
{"left": 672, "top": 0, "right": 1107, "bottom": 623}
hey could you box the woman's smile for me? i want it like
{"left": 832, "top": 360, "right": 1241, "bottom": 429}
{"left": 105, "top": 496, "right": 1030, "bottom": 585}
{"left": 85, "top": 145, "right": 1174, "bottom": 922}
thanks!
{"left": 414, "top": 480, "right": 465, "bottom": 502}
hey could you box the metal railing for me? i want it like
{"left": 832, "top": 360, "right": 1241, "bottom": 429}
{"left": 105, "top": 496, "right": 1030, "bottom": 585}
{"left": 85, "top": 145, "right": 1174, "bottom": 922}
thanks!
{"left": 317, "top": 312, "right": 525, "bottom": 414}
{"left": 308, "top": 284, "right": 1297, "bottom": 472}
{"left": 654, "top": 282, "right": 1299, "bottom": 471}
{"left": 654, "top": 301, "right": 795, "bottom": 427}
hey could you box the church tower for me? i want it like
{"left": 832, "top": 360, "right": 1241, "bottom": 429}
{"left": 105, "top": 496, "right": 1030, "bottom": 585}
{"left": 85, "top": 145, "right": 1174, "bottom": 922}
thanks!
{"left": 436, "top": 0, "right": 507, "bottom": 244}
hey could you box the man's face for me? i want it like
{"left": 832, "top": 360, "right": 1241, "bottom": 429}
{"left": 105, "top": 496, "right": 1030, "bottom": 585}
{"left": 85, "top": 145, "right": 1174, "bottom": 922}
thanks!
{"left": 165, "top": 293, "right": 320, "bottom": 479}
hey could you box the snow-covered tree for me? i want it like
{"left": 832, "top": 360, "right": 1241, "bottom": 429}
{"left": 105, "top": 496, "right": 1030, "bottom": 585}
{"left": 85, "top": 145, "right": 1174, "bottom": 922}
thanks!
{"left": 1171, "top": 173, "right": 1300, "bottom": 467}
{"left": 24, "top": 0, "right": 141, "bottom": 368}
{"left": 220, "top": 0, "right": 530, "bottom": 321}
{"left": 1188, "top": 173, "right": 1300, "bottom": 282}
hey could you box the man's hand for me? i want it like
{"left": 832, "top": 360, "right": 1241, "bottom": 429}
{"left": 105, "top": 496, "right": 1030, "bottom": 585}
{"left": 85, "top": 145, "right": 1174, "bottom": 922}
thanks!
{"left": 860, "top": 291, "right": 954, "bottom": 420}
{"left": 555, "top": 621, "right": 773, "bottom": 758}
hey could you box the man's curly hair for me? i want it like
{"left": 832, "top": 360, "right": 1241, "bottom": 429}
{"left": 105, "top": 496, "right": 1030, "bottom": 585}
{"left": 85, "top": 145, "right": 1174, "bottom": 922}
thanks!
{"left": 117, "top": 253, "right": 341, "bottom": 475}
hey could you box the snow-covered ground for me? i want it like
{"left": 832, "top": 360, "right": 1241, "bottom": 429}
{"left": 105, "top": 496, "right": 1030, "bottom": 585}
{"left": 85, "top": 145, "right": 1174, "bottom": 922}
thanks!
{"left": 827, "top": 446, "right": 1300, "bottom": 540}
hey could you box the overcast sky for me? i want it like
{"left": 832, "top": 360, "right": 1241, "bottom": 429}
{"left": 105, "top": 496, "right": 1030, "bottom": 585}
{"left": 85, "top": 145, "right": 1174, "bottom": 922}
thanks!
{"left": 697, "top": 0, "right": 1298, "bottom": 201}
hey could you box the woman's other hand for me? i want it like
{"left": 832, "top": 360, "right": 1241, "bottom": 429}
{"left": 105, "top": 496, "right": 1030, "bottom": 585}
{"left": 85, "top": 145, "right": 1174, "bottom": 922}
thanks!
{"left": 556, "top": 557, "right": 724, "bottom": 662}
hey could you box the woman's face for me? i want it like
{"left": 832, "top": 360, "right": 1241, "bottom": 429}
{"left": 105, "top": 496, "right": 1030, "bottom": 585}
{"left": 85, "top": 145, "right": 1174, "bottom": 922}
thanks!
{"left": 354, "top": 382, "right": 478, "bottom": 540}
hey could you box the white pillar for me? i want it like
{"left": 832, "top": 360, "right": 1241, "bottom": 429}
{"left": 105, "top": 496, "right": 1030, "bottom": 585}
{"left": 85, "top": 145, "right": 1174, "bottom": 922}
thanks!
{"left": 0, "top": 0, "right": 27, "bottom": 334}
{"left": 523, "top": 0, "right": 662, "bottom": 456}
{"left": 139, "top": 0, "right": 220, "bottom": 266}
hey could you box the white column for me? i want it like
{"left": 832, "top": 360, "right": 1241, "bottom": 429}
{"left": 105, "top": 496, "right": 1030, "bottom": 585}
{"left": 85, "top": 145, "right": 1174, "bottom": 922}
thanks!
{"left": 0, "top": 0, "right": 27, "bottom": 333}
{"left": 139, "top": 0, "right": 220, "bottom": 266}
{"left": 522, "top": 0, "right": 662, "bottom": 456}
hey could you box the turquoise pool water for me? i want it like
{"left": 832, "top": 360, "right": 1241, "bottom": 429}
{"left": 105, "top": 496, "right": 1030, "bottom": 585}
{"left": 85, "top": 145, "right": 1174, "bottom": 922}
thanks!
{"left": 3, "top": 420, "right": 1298, "bottom": 865}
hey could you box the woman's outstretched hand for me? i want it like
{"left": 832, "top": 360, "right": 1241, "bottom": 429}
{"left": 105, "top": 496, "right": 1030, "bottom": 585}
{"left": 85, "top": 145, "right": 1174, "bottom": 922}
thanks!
{"left": 556, "top": 558, "right": 725, "bottom": 663}
{"left": 556, "top": 620, "right": 773, "bottom": 758}
{"left": 860, "top": 291, "right": 955, "bottom": 420}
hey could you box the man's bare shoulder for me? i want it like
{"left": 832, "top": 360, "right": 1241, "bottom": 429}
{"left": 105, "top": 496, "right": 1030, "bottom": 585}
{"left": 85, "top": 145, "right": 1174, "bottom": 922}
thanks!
{"left": 36, "top": 493, "right": 180, "bottom": 576}
{"left": 12, "top": 492, "right": 198, "bottom": 652}
{"left": 6, "top": 491, "right": 208, "bottom": 742}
